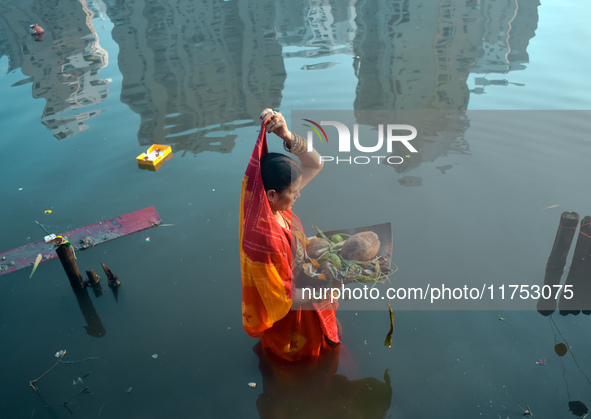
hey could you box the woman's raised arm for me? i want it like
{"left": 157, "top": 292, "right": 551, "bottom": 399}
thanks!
{"left": 260, "top": 108, "right": 323, "bottom": 190}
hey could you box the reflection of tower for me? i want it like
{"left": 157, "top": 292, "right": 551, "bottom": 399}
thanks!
{"left": 0, "top": 0, "right": 109, "bottom": 140}
{"left": 352, "top": 0, "right": 483, "bottom": 111}
{"left": 352, "top": 0, "right": 540, "bottom": 109}
{"left": 351, "top": 0, "right": 476, "bottom": 180}
{"left": 352, "top": 0, "right": 409, "bottom": 110}
{"left": 276, "top": 0, "right": 357, "bottom": 61}
{"left": 104, "top": 0, "right": 286, "bottom": 155}
{"left": 302, "top": 0, "right": 356, "bottom": 57}
{"left": 351, "top": 0, "right": 538, "bottom": 183}
{"left": 471, "top": 0, "right": 540, "bottom": 93}
{"left": 354, "top": 109, "right": 471, "bottom": 179}
{"left": 472, "top": 0, "right": 540, "bottom": 74}
{"left": 426, "top": 0, "right": 482, "bottom": 110}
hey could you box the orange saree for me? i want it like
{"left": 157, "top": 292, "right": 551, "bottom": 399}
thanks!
{"left": 240, "top": 123, "right": 339, "bottom": 361}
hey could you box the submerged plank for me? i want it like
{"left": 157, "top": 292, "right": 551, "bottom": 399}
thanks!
{"left": 0, "top": 206, "right": 161, "bottom": 276}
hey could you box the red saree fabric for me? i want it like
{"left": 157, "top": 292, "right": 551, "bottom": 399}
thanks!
{"left": 240, "top": 123, "right": 339, "bottom": 361}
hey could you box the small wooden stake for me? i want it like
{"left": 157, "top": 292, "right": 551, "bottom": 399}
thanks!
{"left": 86, "top": 269, "right": 103, "bottom": 297}
{"left": 101, "top": 262, "right": 120, "bottom": 302}
{"left": 101, "top": 262, "right": 120, "bottom": 288}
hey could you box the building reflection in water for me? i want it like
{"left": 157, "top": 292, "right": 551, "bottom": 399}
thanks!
{"left": 103, "top": 0, "right": 285, "bottom": 155}
{"left": 348, "top": 0, "right": 539, "bottom": 183}
{"left": 1, "top": 0, "right": 539, "bottom": 161}
{"left": 0, "top": 0, "right": 109, "bottom": 140}
{"left": 273, "top": 0, "right": 539, "bottom": 183}
{"left": 351, "top": 0, "right": 539, "bottom": 111}
{"left": 276, "top": 0, "right": 356, "bottom": 62}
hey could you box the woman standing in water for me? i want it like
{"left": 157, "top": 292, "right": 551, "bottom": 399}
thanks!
{"left": 240, "top": 108, "right": 339, "bottom": 361}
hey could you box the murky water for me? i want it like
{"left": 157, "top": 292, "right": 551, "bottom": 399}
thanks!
{"left": 1, "top": 0, "right": 591, "bottom": 417}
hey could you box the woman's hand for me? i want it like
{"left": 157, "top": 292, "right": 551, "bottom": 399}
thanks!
{"left": 260, "top": 108, "right": 291, "bottom": 141}
{"left": 259, "top": 107, "right": 324, "bottom": 190}
{"left": 292, "top": 286, "right": 328, "bottom": 308}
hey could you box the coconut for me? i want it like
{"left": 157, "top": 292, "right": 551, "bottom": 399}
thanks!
{"left": 339, "top": 231, "right": 380, "bottom": 261}
{"left": 306, "top": 237, "right": 330, "bottom": 259}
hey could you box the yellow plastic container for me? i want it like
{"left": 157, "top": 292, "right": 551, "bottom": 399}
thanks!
{"left": 137, "top": 144, "right": 173, "bottom": 171}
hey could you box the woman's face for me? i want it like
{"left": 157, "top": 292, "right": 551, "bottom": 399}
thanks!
{"left": 271, "top": 175, "right": 302, "bottom": 212}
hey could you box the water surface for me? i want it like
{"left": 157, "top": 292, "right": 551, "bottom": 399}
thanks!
{"left": 1, "top": 0, "right": 591, "bottom": 417}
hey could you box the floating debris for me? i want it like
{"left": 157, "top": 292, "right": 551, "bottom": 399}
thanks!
{"left": 152, "top": 354, "right": 158, "bottom": 359}
{"left": 44, "top": 210, "right": 52, "bottom": 214}
{"left": 568, "top": 401, "right": 589, "bottom": 417}
{"left": 145, "top": 237, "right": 150, "bottom": 242}
{"left": 136, "top": 144, "right": 173, "bottom": 171}
{"left": 523, "top": 403, "right": 533, "bottom": 417}
{"left": 384, "top": 301, "right": 394, "bottom": 347}
{"left": 542, "top": 204, "right": 560, "bottom": 210}
{"left": 29, "top": 24, "right": 45, "bottom": 41}
{"left": 29, "top": 24, "right": 45, "bottom": 34}
{"left": 555, "top": 343, "right": 568, "bottom": 357}
{"left": 535, "top": 357, "right": 546, "bottom": 365}
{"left": 64, "top": 387, "right": 91, "bottom": 413}
{"left": 30, "top": 350, "right": 67, "bottom": 391}
{"left": 126, "top": 387, "right": 133, "bottom": 394}
{"left": 80, "top": 236, "right": 96, "bottom": 249}
{"left": 248, "top": 382, "right": 257, "bottom": 388}
{"left": 73, "top": 377, "right": 83, "bottom": 385}
{"left": 29, "top": 253, "right": 42, "bottom": 279}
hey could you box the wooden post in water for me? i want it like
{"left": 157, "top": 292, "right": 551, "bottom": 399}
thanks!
{"left": 86, "top": 269, "right": 103, "bottom": 297}
{"left": 580, "top": 217, "right": 591, "bottom": 315}
{"left": 559, "top": 215, "right": 591, "bottom": 315}
{"left": 101, "top": 262, "right": 120, "bottom": 302}
{"left": 537, "top": 211, "right": 579, "bottom": 315}
{"left": 55, "top": 239, "right": 85, "bottom": 290}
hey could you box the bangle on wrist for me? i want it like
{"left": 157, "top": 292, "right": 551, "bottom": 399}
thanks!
{"left": 283, "top": 133, "right": 308, "bottom": 156}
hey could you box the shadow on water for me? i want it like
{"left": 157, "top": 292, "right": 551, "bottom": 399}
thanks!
{"left": 537, "top": 212, "right": 591, "bottom": 316}
{"left": 544, "top": 315, "right": 591, "bottom": 418}
{"left": 254, "top": 343, "right": 392, "bottom": 419}
{"left": 73, "top": 287, "right": 106, "bottom": 338}
{"left": 535, "top": 211, "right": 591, "bottom": 417}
